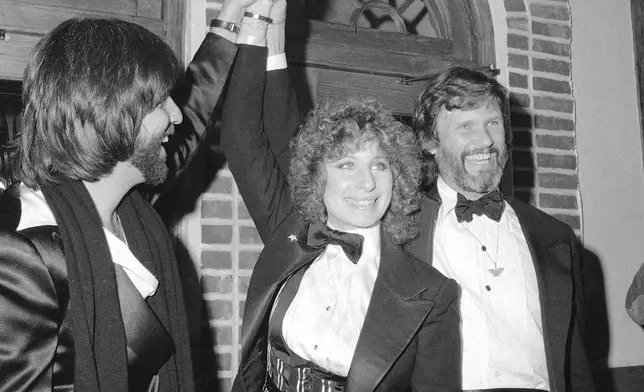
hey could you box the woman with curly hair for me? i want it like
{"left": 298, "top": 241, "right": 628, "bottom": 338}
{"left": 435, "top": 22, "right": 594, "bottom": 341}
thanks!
{"left": 221, "top": 6, "right": 461, "bottom": 391}
{"left": 288, "top": 99, "right": 422, "bottom": 246}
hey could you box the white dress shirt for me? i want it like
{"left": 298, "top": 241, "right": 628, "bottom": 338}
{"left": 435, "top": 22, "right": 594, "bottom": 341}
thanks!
{"left": 267, "top": 53, "right": 287, "bottom": 71}
{"left": 433, "top": 177, "right": 550, "bottom": 390}
{"left": 17, "top": 183, "right": 158, "bottom": 298}
{"left": 280, "top": 224, "right": 381, "bottom": 377}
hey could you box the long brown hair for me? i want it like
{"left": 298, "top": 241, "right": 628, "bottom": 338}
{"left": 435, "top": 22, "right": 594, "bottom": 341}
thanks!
{"left": 13, "top": 18, "right": 180, "bottom": 188}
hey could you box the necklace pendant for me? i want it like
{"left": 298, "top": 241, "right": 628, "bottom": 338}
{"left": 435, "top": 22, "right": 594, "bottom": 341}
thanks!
{"left": 487, "top": 267, "right": 505, "bottom": 277}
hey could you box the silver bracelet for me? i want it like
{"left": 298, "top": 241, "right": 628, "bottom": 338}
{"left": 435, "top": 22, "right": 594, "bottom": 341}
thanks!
{"left": 210, "top": 18, "right": 240, "bottom": 33}
{"left": 243, "top": 11, "right": 273, "bottom": 24}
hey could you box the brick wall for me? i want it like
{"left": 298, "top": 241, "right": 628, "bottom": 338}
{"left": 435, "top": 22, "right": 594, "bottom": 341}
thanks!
{"left": 504, "top": 0, "right": 581, "bottom": 232}
{"left": 195, "top": 1, "right": 582, "bottom": 390}
{"left": 198, "top": 168, "right": 259, "bottom": 390}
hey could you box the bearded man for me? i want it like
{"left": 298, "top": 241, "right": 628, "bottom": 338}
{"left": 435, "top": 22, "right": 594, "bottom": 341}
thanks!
{"left": 405, "top": 66, "right": 595, "bottom": 392}
{"left": 0, "top": 0, "right": 255, "bottom": 388}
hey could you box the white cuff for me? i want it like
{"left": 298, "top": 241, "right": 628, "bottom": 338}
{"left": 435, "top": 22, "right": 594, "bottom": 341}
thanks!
{"left": 267, "top": 53, "right": 287, "bottom": 71}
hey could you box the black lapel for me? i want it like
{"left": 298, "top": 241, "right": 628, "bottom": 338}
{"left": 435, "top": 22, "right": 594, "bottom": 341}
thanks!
{"left": 506, "top": 197, "right": 573, "bottom": 386}
{"left": 346, "top": 237, "right": 435, "bottom": 392}
{"left": 239, "top": 217, "right": 323, "bottom": 362}
{"left": 404, "top": 186, "right": 441, "bottom": 265}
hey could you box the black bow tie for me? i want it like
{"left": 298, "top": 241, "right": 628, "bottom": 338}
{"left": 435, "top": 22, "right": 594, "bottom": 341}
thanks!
{"left": 454, "top": 190, "right": 504, "bottom": 223}
{"left": 306, "top": 222, "right": 364, "bottom": 264}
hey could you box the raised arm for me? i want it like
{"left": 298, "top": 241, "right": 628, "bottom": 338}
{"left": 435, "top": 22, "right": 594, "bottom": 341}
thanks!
{"left": 263, "top": 0, "right": 300, "bottom": 176}
{"left": 162, "top": 0, "right": 248, "bottom": 187}
{"left": 221, "top": 1, "right": 293, "bottom": 242}
{"left": 221, "top": 46, "right": 292, "bottom": 242}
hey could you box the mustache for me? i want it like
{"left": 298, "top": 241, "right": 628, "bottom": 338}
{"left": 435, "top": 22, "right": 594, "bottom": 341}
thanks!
{"left": 461, "top": 146, "right": 502, "bottom": 158}
{"left": 152, "top": 125, "right": 174, "bottom": 145}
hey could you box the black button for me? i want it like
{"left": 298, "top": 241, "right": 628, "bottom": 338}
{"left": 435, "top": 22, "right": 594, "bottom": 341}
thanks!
{"left": 481, "top": 245, "right": 487, "bottom": 251}
{"left": 485, "top": 285, "right": 491, "bottom": 291}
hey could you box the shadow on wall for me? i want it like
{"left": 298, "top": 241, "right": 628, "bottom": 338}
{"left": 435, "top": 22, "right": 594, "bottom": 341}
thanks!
{"left": 507, "top": 93, "right": 614, "bottom": 390}
{"left": 154, "top": 112, "right": 228, "bottom": 391}
{"left": 508, "top": 93, "right": 535, "bottom": 204}
{"left": 581, "top": 247, "right": 615, "bottom": 391}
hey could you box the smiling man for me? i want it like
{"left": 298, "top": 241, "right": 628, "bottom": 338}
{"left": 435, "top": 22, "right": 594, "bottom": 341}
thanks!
{"left": 405, "top": 66, "right": 595, "bottom": 392}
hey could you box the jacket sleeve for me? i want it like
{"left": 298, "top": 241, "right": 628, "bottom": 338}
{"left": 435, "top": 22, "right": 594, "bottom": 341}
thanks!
{"left": 263, "top": 64, "right": 301, "bottom": 177}
{"left": 411, "top": 278, "right": 462, "bottom": 392}
{"left": 221, "top": 45, "right": 293, "bottom": 243}
{"left": 162, "top": 33, "right": 238, "bottom": 188}
{"left": 0, "top": 231, "right": 60, "bottom": 392}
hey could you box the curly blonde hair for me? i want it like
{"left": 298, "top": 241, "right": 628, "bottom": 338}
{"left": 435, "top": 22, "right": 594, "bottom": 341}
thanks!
{"left": 288, "top": 98, "right": 422, "bottom": 244}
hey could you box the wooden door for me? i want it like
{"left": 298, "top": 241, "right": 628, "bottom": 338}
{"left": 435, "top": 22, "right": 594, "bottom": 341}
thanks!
{"left": 0, "top": 0, "right": 185, "bottom": 81}
{"left": 285, "top": 19, "right": 466, "bottom": 115}
{"left": 288, "top": 0, "right": 494, "bottom": 116}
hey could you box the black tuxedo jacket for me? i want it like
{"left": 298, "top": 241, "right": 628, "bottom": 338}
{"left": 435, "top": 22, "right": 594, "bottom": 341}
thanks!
{"left": 404, "top": 185, "right": 595, "bottom": 392}
{"left": 0, "top": 33, "right": 238, "bottom": 392}
{"left": 221, "top": 45, "right": 461, "bottom": 392}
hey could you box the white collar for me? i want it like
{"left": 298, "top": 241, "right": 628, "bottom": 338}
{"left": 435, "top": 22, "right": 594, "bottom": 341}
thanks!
{"left": 17, "top": 183, "right": 158, "bottom": 298}
{"left": 436, "top": 176, "right": 459, "bottom": 224}
{"left": 17, "top": 183, "right": 56, "bottom": 230}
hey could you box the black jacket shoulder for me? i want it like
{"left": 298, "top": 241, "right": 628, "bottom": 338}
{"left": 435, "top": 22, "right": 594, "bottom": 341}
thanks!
{"left": 0, "top": 184, "right": 21, "bottom": 231}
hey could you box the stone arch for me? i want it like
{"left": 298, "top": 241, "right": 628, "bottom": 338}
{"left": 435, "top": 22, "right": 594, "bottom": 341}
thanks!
{"left": 303, "top": 0, "right": 497, "bottom": 66}
{"left": 424, "top": 0, "right": 496, "bottom": 65}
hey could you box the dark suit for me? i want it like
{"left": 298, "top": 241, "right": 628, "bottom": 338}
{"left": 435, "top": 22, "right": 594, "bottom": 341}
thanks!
{"left": 404, "top": 186, "right": 595, "bottom": 392}
{"left": 0, "top": 33, "right": 237, "bottom": 392}
{"left": 221, "top": 44, "right": 461, "bottom": 392}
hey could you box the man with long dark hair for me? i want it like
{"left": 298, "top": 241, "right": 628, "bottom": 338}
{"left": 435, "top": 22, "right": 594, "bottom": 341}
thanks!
{"left": 0, "top": 0, "right": 260, "bottom": 389}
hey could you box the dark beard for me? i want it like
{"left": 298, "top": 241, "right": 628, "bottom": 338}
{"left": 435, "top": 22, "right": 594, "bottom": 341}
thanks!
{"left": 435, "top": 144, "right": 509, "bottom": 194}
{"left": 130, "top": 135, "right": 168, "bottom": 186}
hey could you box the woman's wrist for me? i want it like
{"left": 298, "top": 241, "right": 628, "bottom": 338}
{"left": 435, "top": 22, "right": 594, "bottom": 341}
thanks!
{"left": 209, "top": 3, "right": 244, "bottom": 39}
{"left": 266, "top": 0, "right": 286, "bottom": 55}
{"left": 237, "top": 0, "right": 275, "bottom": 46}
{"left": 237, "top": 18, "right": 268, "bottom": 46}
{"left": 217, "top": 2, "right": 244, "bottom": 24}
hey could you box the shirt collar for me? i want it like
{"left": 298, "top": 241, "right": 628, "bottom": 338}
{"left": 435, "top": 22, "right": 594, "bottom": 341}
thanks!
{"left": 105, "top": 230, "right": 159, "bottom": 297}
{"left": 436, "top": 176, "right": 459, "bottom": 225}
{"left": 17, "top": 182, "right": 159, "bottom": 298}
{"left": 17, "top": 183, "right": 57, "bottom": 230}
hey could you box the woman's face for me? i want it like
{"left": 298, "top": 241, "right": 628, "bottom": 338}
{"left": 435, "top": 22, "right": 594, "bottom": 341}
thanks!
{"left": 322, "top": 139, "right": 393, "bottom": 231}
